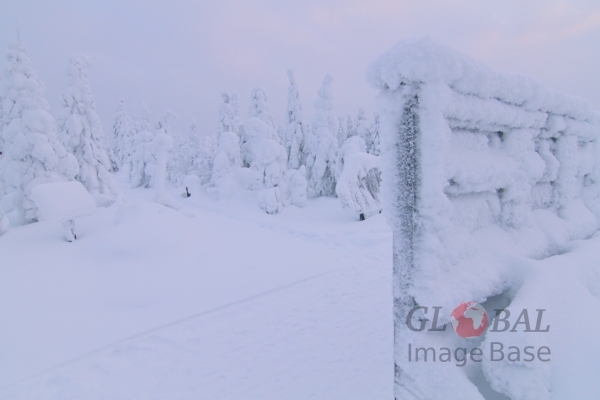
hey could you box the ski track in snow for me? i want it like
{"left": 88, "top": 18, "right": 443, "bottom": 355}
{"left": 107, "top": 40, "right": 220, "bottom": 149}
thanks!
{"left": 0, "top": 184, "right": 394, "bottom": 399}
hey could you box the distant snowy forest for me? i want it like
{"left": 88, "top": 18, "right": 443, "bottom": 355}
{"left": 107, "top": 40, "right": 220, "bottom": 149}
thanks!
{"left": 0, "top": 39, "right": 383, "bottom": 233}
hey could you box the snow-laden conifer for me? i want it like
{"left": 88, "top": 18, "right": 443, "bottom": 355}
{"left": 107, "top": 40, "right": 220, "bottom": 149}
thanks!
{"left": 346, "top": 115, "right": 357, "bottom": 140}
{"left": 284, "top": 69, "right": 306, "bottom": 170}
{"left": 0, "top": 40, "right": 78, "bottom": 223}
{"left": 188, "top": 119, "right": 215, "bottom": 185}
{"left": 57, "top": 54, "right": 115, "bottom": 197}
{"left": 368, "top": 113, "right": 381, "bottom": 156}
{"left": 211, "top": 131, "right": 241, "bottom": 187}
{"left": 336, "top": 152, "right": 381, "bottom": 219}
{"left": 285, "top": 165, "right": 308, "bottom": 207}
{"left": 129, "top": 104, "right": 155, "bottom": 188}
{"left": 0, "top": 205, "right": 8, "bottom": 234}
{"left": 355, "top": 108, "right": 370, "bottom": 150}
{"left": 217, "top": 92, "right": 235, "bottom": 139}
{"left": 111, "top": 99, "right": 134, "bottom": 171}
{"left": 248, "top": 88, "right": 276, "bottom": 131}
{"left": 336, "top": 116, "right": 345, "bottom": 147}
{"left": 305, "top": 74, "right": 338, "bottom": 197}
{"left": 230, "top": 92, "right": 243, "bottom": 136}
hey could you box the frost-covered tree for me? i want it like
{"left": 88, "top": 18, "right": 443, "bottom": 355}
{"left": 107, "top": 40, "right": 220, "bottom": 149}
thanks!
{"left": 346, "top": 115, "right": 357, "bottom": 140}
{"left": 0, "top": 206, "right": 8, "bottom": 234}
{"left": 0, "top": 72, "right": 4, "bottom": 156}
{"left": 242, "top": 88, "right": 278, "bottom": 166}
{"left": 368, "top": 113, "right": 381, "bottom": 156}
{"left": 305, "top": 74, "right": 339, "bottom": 197}
{"left": 57, "top": 54, "right": 114, "bottom": 197}
{"left": 284, "top": 69, "right": 306, "bottom": 170}
{"left": 285, "top": 165, "right": 308, "bottom": 207}
{"left": 355, "top": 108, "right": 370, "bottom": 147}
{"left": 129, "top": 104, "right": 155, "bottom": 188}
{"left": 187, "top": 119, "right": 215, "bottom": 185}
{"left": 111, "top": 99, "right": 134, "bottom": 171}
{"left": 248, "top": 88, "right": 276, "bottom": 132}
{"left": 230, "top": 92, "right": 243, "bottom": 136}
{"left": 335, "top": 135, "right": 366, "bottom": 181}
{"left": 336, "top": 152, "right": 381, "bottom": 220}
{"left": 0, "top": 40, "right": 78, "bottom": 223}
{"left": 242, "top": 117, "right": 288, "bottom": 214}
{"left": 336, "top": 116, "right": 345, "bottom": 147}
{"left": 211, "top": 131, "right": 241, "bottom": 187}
{"left": 217, "top": 92, "right": 235, "bottom": 139}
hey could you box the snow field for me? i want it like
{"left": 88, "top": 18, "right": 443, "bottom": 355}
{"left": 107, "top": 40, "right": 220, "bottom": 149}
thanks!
{"left": 0, "top": 181, "right": 394, "bottom": 399}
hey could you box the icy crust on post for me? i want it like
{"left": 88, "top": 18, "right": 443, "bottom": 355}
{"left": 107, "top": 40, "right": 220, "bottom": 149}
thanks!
{"left": 370, "top": 39, "right": 600, "bottom": 399}
{"left": 367, "top": 38, "right": 598, "bottom": 123}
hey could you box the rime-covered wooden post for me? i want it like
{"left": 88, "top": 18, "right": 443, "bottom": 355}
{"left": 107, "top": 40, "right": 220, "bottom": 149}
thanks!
{"left": 391, "top": 90, "right": 420, "bottom": 392}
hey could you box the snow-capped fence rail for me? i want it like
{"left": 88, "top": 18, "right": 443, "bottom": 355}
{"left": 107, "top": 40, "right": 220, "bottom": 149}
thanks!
{"left": 368, "top": 40, "right": 600, "bottom": 399}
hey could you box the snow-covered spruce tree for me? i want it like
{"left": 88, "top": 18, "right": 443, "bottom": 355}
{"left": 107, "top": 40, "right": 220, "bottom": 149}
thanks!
{"left": 346, "top": 114, "right": 357, "bottom": 140}
{"left": 57, "top": 54, "right": 115, "bottom": 198}
{"left": 368, "top": 113, "right": 381, "bottom": 156}
{"left": 211, "top": 131, "right": 241, "bottom": 187}
{"left": 154, "top": 111, "right": 185, "bottom": 185}
{"left": 129, "top": 104, "right": 155, "bottom": 188}
{"left": 188, "top": 120, "right": 215, "bottom": 185}
{"left": 217, "top": 92, "right": 236, "bottom": 140}
{"left": 284, "top": 69, "right": 306, "bottom": 170}
{"left": 336, "top": 152, "right": 381, "bottom": 220}
{"left": 111, "top": 99, "right": 134, "bottom": 171}
{"left": 0, "top": 40, "right": 79, "bottom": 224}
{"left": 355, "top": 108, "right": 371, "bottom": 150}
{"left": 305, "top": 74, "right": 339, "bottom": 197}
{"left": 230, "top": 92, "right": 243, "bottom": 136}
{"left": 0, "top": 205, "right": 8, "bottom": 234}
{"left": 242, "top": 117, "right": 288, "bottom": 214}
{"left": 285, "top": 165, "right": 308, "bottom": 207}
{"left": 336, "top": 116, "right": 345, "bottom": 147}
{"left": 241, "top": 88, "right": 277, "bottom": 167}
{"left": 248, "top": 88, "right": 276, "bottom": 131}
{"left": 0, "top": 71, "right": 4, "bottom": 156}
{"left": 335, "top": 135, "right": 366, "bottom": 181}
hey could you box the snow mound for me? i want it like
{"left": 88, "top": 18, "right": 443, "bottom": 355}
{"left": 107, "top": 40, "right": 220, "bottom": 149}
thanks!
{"left": 30, "top": 181, "right": 97, "bottom": 222}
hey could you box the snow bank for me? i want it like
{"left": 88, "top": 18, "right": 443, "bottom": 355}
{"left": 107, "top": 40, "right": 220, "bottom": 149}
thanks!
{"left": 369, "top": 39, "right": 600, "bottom": 399}
{"left": 30, "top": 181, "right": 97, "bottom": 222}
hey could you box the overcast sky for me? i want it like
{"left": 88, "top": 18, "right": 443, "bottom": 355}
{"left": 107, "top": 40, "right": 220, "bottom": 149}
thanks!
{"left": 2, "top": 0, "right": 600, "bottom": 135}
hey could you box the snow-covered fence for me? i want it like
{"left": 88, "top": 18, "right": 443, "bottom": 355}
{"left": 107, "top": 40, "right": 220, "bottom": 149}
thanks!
{"left": 368, "top": 40, "right": 600, "bottom": 399}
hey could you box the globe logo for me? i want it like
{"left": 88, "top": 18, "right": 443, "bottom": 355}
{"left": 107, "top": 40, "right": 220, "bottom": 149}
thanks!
{"left": 451, "top": 301, "right": 488, "bottom": 338}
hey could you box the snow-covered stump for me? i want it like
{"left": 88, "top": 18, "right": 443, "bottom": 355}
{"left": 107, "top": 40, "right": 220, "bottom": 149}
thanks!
{"left": 30, "top": 181, "right": 97, "bottom": 242}
{"left": 368, "top": 39, "right": 600, "bottom": 399}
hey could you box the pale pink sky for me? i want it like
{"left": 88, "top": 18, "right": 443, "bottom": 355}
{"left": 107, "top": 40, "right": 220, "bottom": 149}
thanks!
{"left": 2, "top": 0, "right": 600, "bottom": 134}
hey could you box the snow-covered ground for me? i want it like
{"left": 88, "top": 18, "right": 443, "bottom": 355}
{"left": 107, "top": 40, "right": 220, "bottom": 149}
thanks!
{"left": 0, "top": 179, "right": 393, "bottom": 399}
{"left": 2, "top": 175, "right": 600, "bottom": 398}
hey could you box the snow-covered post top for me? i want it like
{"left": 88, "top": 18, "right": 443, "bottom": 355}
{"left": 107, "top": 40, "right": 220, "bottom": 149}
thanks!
{"left": 368, "top": 39, "right": 600, "bottom": 399}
